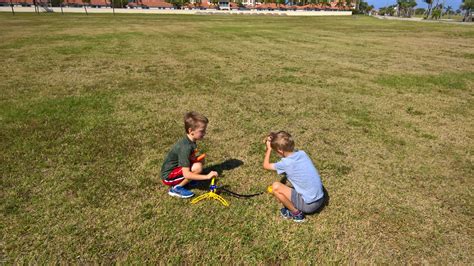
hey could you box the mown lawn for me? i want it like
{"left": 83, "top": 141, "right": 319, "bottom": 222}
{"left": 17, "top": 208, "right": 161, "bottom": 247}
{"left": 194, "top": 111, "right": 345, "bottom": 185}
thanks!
{"left": 1, "top": 13, "right": 473, "bottom": 263}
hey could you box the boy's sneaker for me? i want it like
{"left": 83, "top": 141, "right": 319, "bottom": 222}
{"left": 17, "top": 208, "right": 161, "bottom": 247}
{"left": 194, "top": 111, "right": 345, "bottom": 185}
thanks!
{"left": 291, "top": 211, "right": 305, "bottom": 223}
{"left": 280, "top": 208, "right": 305, "bottom": 223}
{"left": 168, "top": 185, "right": 194, "bottom": 199}
{"left": 280, "top": 208, "right": 292, "bottom": 219}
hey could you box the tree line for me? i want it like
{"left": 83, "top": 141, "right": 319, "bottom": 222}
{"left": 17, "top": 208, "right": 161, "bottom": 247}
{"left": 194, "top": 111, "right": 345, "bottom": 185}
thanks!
{"left": 378, "top": 0, "right": 472, "bottom": 21}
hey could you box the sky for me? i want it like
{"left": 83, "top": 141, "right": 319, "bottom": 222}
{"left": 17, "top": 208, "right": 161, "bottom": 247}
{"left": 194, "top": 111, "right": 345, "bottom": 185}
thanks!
{"left": 366, "top": 0, "right": 463, "bottom": 9}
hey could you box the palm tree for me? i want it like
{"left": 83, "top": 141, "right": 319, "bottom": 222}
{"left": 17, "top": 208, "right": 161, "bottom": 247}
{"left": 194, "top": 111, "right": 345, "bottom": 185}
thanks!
{"left": 82, "top": 0, "right": 90, "bottom": 14}
{"left": 58, "top": 0, "right": 64, "bottom": 14}
{"left": 399, "top": 0, "right": 416, "bottom": 17}
{"left": 9, "top": 0, "right": 15, "bottom": 15}
{"left": 33, "top": 0, "right": 38, "bottom": 14}
{"left": 424, "top": 0, "right": 433, "bottom": 18}
{"left": 461, "top": 0, "right": 473, "bottom": 21}
{"left": 106, "top": 0, "right": 114, "bottom": 16}
{"left": 445, "top": 5, "right": 452, "bottom": 18}
{"left": 344, "top": 0, "right": 352, "bottom": 9}
{"left": 432, "top": 7, "right": 441, "bottom": 18}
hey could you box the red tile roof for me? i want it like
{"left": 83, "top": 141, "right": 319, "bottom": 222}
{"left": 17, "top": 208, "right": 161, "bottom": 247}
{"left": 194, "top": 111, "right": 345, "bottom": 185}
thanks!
{"left": 229, "top": 1, "right": 239, "bottom": 9}
{"left": 255, "top": 3, "right": 285, "bottom": 9}
{"left": 64, "top": 0, "right": 86, "bottom": 5}
{"left": 148, "top": 0, "right": 171, "bottom": 7}
{"left": 129, "top": 0, "right": 173, "bottom": 7}
{"left": 89, "top": 0, "right": 108, "bottom": 5}
{"left": 183, "top": 2, "right": 218, "bottom": 9}
{"left": 4, "top": 0, "right": 50, "bottom": 4}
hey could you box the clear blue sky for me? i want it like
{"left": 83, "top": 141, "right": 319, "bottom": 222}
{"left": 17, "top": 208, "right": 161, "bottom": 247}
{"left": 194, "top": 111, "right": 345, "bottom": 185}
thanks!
{"left": 367, "top": 0, "right": 463, "bottom": 9}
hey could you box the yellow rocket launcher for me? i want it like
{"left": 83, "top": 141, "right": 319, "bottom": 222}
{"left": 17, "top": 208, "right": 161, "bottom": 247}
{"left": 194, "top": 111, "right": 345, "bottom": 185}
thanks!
{"left": 190, "top": 177, "right": 229, "bottom": 207}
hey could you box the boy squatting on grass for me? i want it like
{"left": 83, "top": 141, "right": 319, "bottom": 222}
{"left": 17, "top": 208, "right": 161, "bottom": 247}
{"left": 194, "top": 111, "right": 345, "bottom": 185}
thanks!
{"left": 263, "top": 131, "right": 325, "bottom": 222}
{"left": 160, "top": 112, "right": 218, "bottom": 198}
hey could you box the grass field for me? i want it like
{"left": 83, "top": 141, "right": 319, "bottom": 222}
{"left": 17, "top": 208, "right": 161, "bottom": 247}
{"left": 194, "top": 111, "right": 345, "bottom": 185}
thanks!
{"left": 1, "top": 13, "right": 473, "bottom": 263}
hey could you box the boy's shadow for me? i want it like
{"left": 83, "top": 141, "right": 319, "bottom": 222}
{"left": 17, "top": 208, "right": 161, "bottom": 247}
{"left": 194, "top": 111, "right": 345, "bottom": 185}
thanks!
{"left": 192, "top": 159, "right": 244, "bottom": 191}
{"left": 315, "top": 186, "right": 330, "bottom": 214}
{"left": 280, "top": 175, "right": 330, "bottom": 214}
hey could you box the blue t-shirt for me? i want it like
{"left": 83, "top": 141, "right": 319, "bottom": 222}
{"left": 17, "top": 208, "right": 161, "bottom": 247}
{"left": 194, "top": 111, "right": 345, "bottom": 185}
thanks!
{"left": 274, "top": 150, "right": 324, "bottom": 203}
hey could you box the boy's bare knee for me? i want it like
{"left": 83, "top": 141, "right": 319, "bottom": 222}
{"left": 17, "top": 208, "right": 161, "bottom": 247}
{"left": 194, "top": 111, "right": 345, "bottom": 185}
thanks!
{"left": 272, "top": 182, "right": 282, "bottom": 193}
{"left": 191, "top": 163, "right": 203, "bottom": 174}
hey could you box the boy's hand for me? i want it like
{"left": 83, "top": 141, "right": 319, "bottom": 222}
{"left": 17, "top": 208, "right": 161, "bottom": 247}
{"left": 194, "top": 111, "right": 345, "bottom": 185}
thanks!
{"left": 207, "top": 171, "right": 218, "bottom": 179}
{"left": 265, "top": 136, "right": 272, "bottom": 151}
{"left": 263, "top": 135, "right": 275, "bottom": 170}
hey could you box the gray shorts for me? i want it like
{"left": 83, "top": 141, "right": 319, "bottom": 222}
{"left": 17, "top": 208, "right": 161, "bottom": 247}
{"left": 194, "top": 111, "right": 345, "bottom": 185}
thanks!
{"left": 291, "top": 189, "right": 324, "bottom": 214}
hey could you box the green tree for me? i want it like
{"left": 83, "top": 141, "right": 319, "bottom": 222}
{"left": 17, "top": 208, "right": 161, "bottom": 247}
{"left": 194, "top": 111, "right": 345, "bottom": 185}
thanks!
{"left": 432, "top": 7, "right": 441, "bottom": 18}
{"left": 50, "top": 0, "right": 65, "bottom": 13}
{"left": 119, "top": 0, "right": 128, "bottom": 8}
{"left": 381, "top": 4, "right": 396, "bottom": 15}
{"left": 356, "top": 0, "right": 371, "bottom": 14}
{"left": 235, "top": 0, "right": 244, "bottom": 8}
{"left": 345, "top": 0, "right": 352, "bottom": 8}
{"left": 461, "top": 0, "right": 473, "bottom": 21}
{"left": 408, "top": 0, "right": 416, "bottom": 16}
{"left": 444, "top": 5, "right": 452, "bottom": 18}
{"left": 397, "top": 0, "right": 416, "bottom": 17}
{"left": 415, "top": 7, "right": 425, "bottom": 15}
{"left": 275, "top": 0, "right": 284, "bottom": 7}
{"left": 424, "top": 0, "right": 434, "bottom": 19}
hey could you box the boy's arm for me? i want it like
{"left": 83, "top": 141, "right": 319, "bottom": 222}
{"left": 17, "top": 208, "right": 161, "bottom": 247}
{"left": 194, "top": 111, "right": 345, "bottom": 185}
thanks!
{"left": 177, "top": 145, "right": 217, "bottom": 180}
{"left": 263, "top": 138, "right": 276, "bottom": 171}
{"left": 182, "top": 167, "right": 217, "bottom": 180}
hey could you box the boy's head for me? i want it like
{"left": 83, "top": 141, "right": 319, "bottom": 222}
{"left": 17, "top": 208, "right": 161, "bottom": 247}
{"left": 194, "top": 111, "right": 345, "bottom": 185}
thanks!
{"left": 269, "top": 131, "right": 295, "bottom": 153}
{"left": 184, "top": 111, "right": 208, "bottom": 140}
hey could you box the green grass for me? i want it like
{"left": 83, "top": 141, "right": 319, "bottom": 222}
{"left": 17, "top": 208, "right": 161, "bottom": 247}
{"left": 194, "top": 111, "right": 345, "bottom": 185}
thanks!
{"left": 1, "top": 13, "right": 473, "bottom": 263}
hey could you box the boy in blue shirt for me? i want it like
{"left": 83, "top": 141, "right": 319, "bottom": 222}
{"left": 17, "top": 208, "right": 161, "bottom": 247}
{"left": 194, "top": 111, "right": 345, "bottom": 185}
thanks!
{"left": 263, "top": 131, "right": 325, "bottom": 222}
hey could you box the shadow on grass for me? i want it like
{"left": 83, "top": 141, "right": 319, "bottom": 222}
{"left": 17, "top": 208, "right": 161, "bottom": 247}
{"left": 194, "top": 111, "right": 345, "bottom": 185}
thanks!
{"left": 314, "top": 186, "right": 330, "bottom": 214}
{"left": 191, "top": 159, "right": 244, "bottom": 191}
{"left": 203, "top": 159, "right": 244, "bottom": 175}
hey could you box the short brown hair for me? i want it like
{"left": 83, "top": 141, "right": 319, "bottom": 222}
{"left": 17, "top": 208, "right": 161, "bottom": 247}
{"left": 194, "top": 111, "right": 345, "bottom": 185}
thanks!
{"left": 184, "top": 111, "right": 209, "bottom": 133}
{"left": 269, "top": 131, "right": 295, "bottom": 152}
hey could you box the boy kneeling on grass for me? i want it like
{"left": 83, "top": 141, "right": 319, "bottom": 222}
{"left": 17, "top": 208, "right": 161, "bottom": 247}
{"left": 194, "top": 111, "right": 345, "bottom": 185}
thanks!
{"left": 263, "top": 131, "right": 325, "bottom": 223}
{"left": 160, "top": 111, "right": 218, "bottom": 198}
